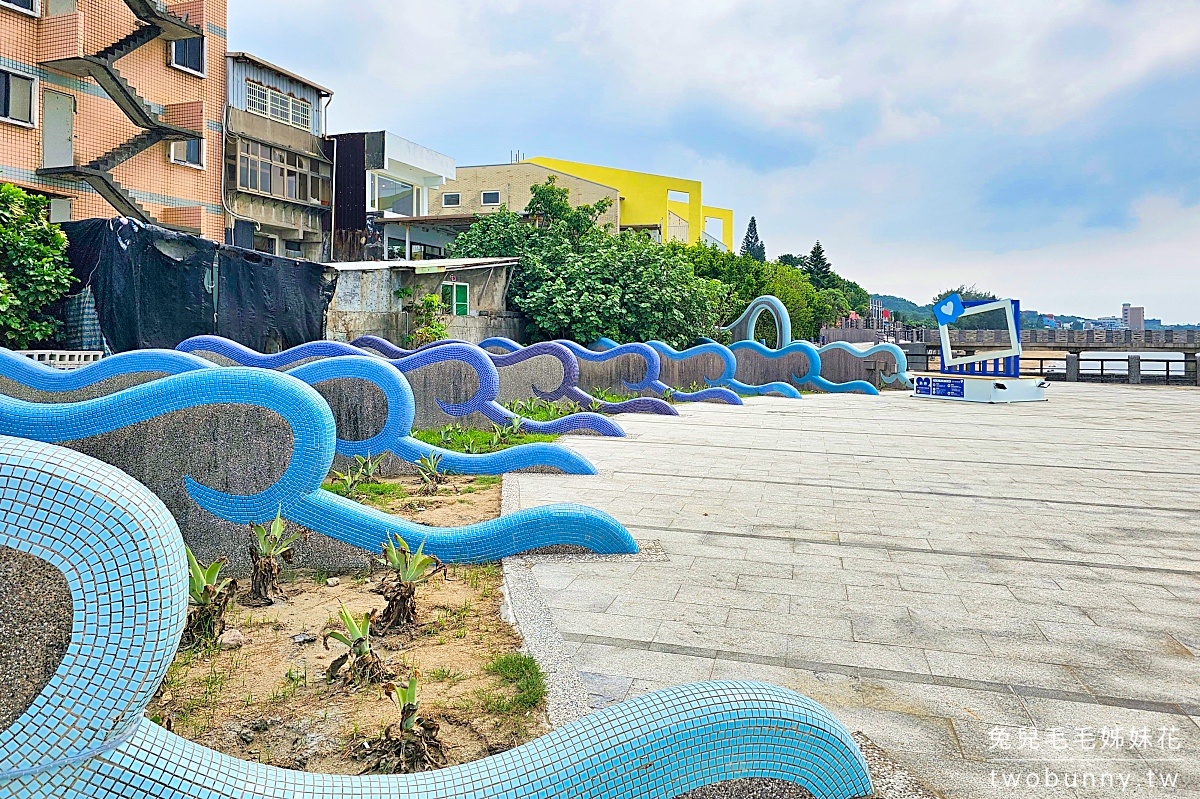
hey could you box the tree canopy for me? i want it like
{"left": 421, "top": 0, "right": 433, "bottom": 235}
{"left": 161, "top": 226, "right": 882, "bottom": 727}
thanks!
{"left": 739, "top": 217, "right": 766, "bottom": 262}
{"left": 0, "top": 184, "right": 73, "bottom": 348}
{"left": 450, "top": 182, "right": 726, "bottom": 348}
{"left": 451, "top": 179, "right": 875, "bottom": 346}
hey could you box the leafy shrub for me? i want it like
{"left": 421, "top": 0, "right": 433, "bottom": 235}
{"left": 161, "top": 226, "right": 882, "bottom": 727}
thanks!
{"left": 0, "top": 183, "right": 74, "bottom": 347}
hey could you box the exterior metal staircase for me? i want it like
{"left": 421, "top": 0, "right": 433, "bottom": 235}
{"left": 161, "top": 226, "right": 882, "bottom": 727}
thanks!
{"left": 37, "top": 1, "right": 206, "bottom": 225}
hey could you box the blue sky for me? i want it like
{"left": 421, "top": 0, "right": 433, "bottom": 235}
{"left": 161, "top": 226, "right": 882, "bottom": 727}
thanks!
{"left": 231, "top": 1, "right": 1200, "bottom": 322}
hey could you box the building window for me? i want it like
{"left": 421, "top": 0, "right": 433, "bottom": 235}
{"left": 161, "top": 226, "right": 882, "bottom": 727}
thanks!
{"left": 441, "top": 282, "right": 469, "bottom": 316}
{"left": 441, "top": 192, "right": 460, "bottom": 208}
{"left": 284, "top": 240, "right": 303, "bottom": 257}
{"left": 0, "top": 0, "right": 39, "bottom": 17}
{"left": 169, "top": 138, "right": 204, "bottom": 168}
{"left": 169, "top": 37, "right": 205, "bottom": 76}
{"left": 253, "top": 234, "right": 276, "bottom": 254}
{"left": 236, "top": 139, "right": 330, "bottom": 206}
{"left": 245, "top": 81, "right": 313, "bottom": 132}
{"left": 371, "top": 174, "right": 415, "bottom": 215}
{"left": 246, "top": 82, "right": 268, "bottom": 116}
{"left": 0, "top": 69, "right": 34, "bottom": 126}
{"left": 410, "top": 243, "right": 443, "bottom": 261}
{"left": 480, "top": 190, "right": 500, "bottom": 206}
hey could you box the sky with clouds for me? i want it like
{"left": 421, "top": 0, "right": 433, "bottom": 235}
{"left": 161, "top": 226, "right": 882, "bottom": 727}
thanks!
{"left": 231, "top": 1, "right": 1200, "bottom": 322}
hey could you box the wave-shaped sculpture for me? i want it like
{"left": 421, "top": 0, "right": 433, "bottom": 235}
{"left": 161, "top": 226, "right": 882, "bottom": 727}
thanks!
{"left": 0, "top": 369, "right": 635, "bottom": 564}
{"left": 0, "top": 434, "right": 873, "bottom": 798}
{"left": 490, "top": 337, "right": 743, "bottom": 405}
{"left": 0, "top": 348, "right": 594, "bottom": 476}
{"left": 816, "top": 341, "right": 914, "bottom": 390}
{"left": 721, "top": 295, "right": 793, "bottom": 349}
{"left": 179, "top": 336, "right": 625, "bottom": 437}
{"left": 719, "top": 295, "right": 912, "bottom": 391}
{"left": 357, "top": 335, "right": 676, "bottom": 416}
{"left": 645, "top": 340, "right": 802, "bottom": 399}
{"left": 289, "top": 355, "right": 597, "bottom": 475}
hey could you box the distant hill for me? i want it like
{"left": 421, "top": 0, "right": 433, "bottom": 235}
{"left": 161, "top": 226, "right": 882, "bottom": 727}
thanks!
{"left": 873, "top": 294, "right": 931, "bottom": 317}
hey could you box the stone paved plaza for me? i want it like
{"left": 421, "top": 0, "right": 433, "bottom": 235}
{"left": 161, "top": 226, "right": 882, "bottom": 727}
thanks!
{"left": 510, "top": 383, "right": 1200, "bottom": 798}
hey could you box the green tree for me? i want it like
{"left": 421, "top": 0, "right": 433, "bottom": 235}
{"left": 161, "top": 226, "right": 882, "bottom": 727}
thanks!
{"left": 802, "top": 240, "right": 833, "bottom": 289}
{"left": 740, "top": 217, "right": 766, "bottom": 262}
{"left": 451, "top": 179, "right": 725, "bottom": 347}
{"left": 0, "top": 184, "right": 73, "bottom": 348}
{"left": 777, "top": 252, "right": 805, "bottom": 268}
{"left": 525, "top": 174, "right": 614, "bottom": 241}
{"left": 931, "top": 284, "right": 1007, "bottom": 330}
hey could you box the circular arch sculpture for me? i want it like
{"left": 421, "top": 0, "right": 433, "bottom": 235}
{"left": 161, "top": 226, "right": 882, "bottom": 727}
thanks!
{"left": 0, "top": 436, "right": 875, "bottom": 798}
{"left": 721, "top": 295, "right": 793, "bottom": 350}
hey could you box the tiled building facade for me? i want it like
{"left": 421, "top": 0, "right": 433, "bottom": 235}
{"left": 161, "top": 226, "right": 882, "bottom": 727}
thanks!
{"left": 0, "top": 0, "right": 226, "bottom": 239}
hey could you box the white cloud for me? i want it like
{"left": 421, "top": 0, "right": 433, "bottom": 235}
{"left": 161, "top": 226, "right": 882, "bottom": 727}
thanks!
{"left": 565, "top": 0, "right": 1200, "bottom": 131}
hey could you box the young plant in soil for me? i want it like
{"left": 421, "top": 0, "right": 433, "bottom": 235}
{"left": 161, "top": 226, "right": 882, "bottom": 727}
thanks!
{"left": 348, "top": 674, "right": 447, "bottom": 773}
{"left": 245, "top": 509, "right": 303, "bottom": 606}
{"left": 373, "top": 534, "right": 445, "bottom": 633}
{"left": 182, "top": 547, "right": 236, "bottom": 647}
{"left": 323, "top": 605, "right": 389, "bottom": 685}
{"left": 415, "top": 453, "right": 447, "bottom": 496}
{"left": 331, "top": 453, "right": 384, "bottom": 499}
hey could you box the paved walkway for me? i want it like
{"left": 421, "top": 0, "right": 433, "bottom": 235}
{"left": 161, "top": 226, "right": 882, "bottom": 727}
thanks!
{"left": 509, "top": 384, "right": 1200, "bottom": 798}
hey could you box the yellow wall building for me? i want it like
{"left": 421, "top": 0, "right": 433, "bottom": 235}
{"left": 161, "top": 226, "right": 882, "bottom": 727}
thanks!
{"left": 525, "top": 157, "right": 733, "bottom": 252}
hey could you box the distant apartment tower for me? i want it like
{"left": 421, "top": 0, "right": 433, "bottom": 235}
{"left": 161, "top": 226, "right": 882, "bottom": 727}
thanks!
{"left": 1122, "top": 303, "right": 1145, "bottom": 332}
{"left": 1, "top": 0, "right": 226, "bottom": 236}
{"left": 224, "top": 52, "right": 332, "bottom": 260}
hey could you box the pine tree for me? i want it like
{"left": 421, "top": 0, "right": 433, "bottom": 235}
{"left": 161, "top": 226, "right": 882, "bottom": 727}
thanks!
{"left": 740, "top": 217, "right": 766, "bottom": 262}
{"left": 802, "top": 240, "right": 833, "bottom": 289}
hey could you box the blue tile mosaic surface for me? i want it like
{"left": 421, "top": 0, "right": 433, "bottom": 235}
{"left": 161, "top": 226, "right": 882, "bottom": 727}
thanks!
{"left": 358, "top": 336, "right": 677, "bottom": 417}
{"left": 0, "top": 366, "right": 636, "bottom": 562}
{"left": 0, "top": 347, "right": 597, "bottom": 476}
{"left": 178, "top": 336, "right": 626, "bottom": 437}
{"left": 0, "top": 435, "right": 873, "bottom": 798}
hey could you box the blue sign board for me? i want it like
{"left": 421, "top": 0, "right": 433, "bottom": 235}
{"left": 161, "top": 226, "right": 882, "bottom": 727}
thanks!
{"left": 915, "top": 376, "right": 965, "bottom": 398}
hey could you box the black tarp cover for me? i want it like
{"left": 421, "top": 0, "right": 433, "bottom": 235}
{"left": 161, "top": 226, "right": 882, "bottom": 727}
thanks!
{"left": 62, "top": 219, "right": 336, "bottom": 353}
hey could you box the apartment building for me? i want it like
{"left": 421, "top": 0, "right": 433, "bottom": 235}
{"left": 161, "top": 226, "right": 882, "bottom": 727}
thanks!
{"left": 224, "top": 51, "right": 332, "bottom": 260}
{"left": 426, "top": 162, "right": 620, "bottom": 229}
{"left": 525, "top": 157, "right": 734, "bottom": 251}
{"left": 329, "top": 130, "right": 455, "bottom": 261}
{"left": 0, "top": 0, "right": 226, "bottom": 237}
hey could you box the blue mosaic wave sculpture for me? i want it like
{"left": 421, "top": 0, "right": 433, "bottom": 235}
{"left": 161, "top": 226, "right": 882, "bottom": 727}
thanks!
{"left": 358, "top": 335, "right": 676, "bottom": 417}
{"left": 817, "top": 341, "right": 914, "bottom": 389}
{"left": 644, "top": 340, "right": 802, "bottom": 399}
{"left": 489, "top": 337, "right": 743, "bottom": 405}
{"left": 288, "top": 356, "right": 598, "bottom": 475}
{"left": 179, "top": 336, "right": 626, "bottom": 437}
{"left": 721, "top": 295, "right": 793, "bottom": 349}
{"left": 0, "top": 347, "right": 213, "bottom": 389}
{"left": 0, "top": 434, "right": 874, "bottom": 798}
{"left": 0, "top": 348, "right": 594, "bottom": 476}
{"left": 0, "top": 368, "right": 635, "bottom": 562}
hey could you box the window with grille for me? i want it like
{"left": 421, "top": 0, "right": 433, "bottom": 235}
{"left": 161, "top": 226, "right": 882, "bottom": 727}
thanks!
{"left": 246, "top": 82, "right": 268, "bottom": 116}
{"left": 246, "top": 81, "right": 313, "bottom": 132}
